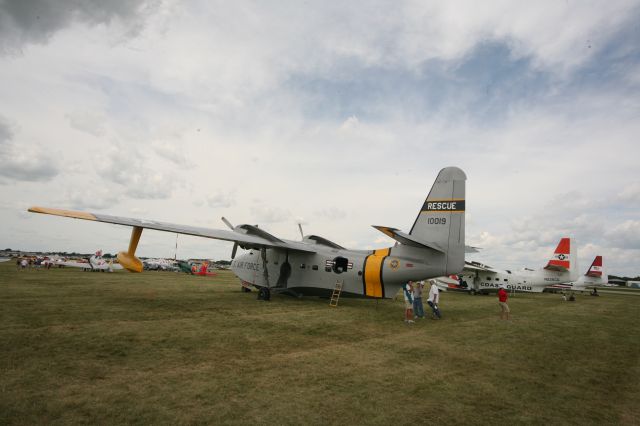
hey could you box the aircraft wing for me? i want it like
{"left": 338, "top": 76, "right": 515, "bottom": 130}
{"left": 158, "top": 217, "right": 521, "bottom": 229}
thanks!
{"left": 463, "top": 261, "right": 497, "bottom": 273}
{"left": 28, "top": 207, "right": 317, "bottom": 254}
{"left": 58, "top": 260, "right": 92, "bottom": 269}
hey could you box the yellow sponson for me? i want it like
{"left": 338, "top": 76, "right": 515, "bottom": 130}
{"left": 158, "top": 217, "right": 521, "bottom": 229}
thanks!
{"left": 28, "top": 206, "right": 97, "bottom": 221}
{"left": 117, "top": 251, "right": 143, "bottom": 273}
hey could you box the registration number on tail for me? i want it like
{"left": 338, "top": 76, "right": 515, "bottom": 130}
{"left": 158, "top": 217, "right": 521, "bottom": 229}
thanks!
{"left": 427, "top": 217, "right": 447, "bottom": 225}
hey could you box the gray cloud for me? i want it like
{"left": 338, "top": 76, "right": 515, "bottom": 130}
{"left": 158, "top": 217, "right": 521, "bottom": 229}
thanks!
{"left": 0, "top": 115, "right": 59, "bottom": 182}
{"left": 101, "top": 147, "right": 179, "bottom": 200}
{"left": 0, "top": 115, "right": 12, "bottom": 143}
{"left": 65, "top": 186, "right": 121, "bottom": 210}
{"left": 0, "top": 0, "right": 159, "bottom": 53}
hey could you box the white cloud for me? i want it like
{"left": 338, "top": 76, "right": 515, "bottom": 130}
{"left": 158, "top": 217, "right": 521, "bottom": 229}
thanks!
{"left": 65, "top": 111, "right": 106, "bottom": 137}
{"left": 100, "top": 146, "right": 180, "bottom": 200}
{"left": 206, "top": 191, "right": 234, "bottom": 209}
{"left": 1, "top": 1, "right": 639, "bottom": 276}
{"left": 0, "top": 114, "right": 59, "bottom": 183}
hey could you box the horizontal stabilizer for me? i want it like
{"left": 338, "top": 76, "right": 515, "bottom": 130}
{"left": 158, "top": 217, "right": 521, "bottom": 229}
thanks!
{"left": 372, "top": 225, "right": 445, "bottom": 253}
{"left": 544, "top": 264, "right": 569, "bottom": 272}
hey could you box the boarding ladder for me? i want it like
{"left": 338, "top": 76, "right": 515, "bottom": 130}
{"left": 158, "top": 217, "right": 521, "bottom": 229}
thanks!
{"left": 329, "top": 280, "right": 344, "bottom": 307}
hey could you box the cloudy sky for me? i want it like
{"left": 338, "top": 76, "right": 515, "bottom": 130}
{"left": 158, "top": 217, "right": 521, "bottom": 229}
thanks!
{"left": 1, "top": 0, "right": 639, "bottom": 276}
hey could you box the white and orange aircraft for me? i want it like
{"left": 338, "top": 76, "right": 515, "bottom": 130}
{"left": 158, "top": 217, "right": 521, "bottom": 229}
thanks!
{"left": 434, "top": 238, "right": 579, "bottom": 294}
{"left": 546, "top": 255, "right": 607, "bottom": 292}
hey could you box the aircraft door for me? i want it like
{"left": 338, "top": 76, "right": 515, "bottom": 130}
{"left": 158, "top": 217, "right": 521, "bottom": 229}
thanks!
{"left": 471, "top": 272, "right": 480, "bottom": 294}
{"left": 275, "top": 250, "right": 291, "bottom": 288}
{"left": 332, "top": 256, "right": 349, "bottom": 274}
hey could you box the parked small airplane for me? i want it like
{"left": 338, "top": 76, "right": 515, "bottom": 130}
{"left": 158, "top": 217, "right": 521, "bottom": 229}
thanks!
{"left": 60, "top": 250, "right": 123, "bottom": 272}
{"left": 192, "top": 261, "right": 217, "bottom": 277}
{"left": 143, "top": 258, "right": 178, "bottom": 271}
{"left": 434, "top": 238, "right": 579, "bottom": 294}
{"left": 29, "top": 166, "right": 467, "bottom": 300}
{"left": 546, "top": 255, "right": 607, "bottom": 292}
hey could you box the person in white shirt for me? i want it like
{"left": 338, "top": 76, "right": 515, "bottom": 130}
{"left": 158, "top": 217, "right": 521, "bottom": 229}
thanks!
{"left": 427, "top": 281, "right": 442, "bottom": 319}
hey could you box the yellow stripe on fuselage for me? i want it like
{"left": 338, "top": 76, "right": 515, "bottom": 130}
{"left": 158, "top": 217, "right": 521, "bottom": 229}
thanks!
{"left": 364, "top": 248, "right": 390, "bottom": 298}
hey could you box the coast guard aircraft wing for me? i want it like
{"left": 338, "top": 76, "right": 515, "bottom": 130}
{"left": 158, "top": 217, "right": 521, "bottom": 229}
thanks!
{"left": 29, "top": 166, "right": 467, "bottom": 301}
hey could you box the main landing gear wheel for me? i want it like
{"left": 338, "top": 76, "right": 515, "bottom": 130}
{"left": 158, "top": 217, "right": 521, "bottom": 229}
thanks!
{"left": 257, "top": 287, "right": 271, "bottom": 301}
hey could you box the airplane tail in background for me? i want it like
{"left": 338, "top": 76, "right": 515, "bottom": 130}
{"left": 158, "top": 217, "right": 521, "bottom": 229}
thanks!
{"left": 586, "top": 256, "right": 603, "bottom": 278}
{"left": 409, "top": 167, "right": 466, "bottom": 274}
{"left": 544, "top": 237, "right": 578, "bottom": 280}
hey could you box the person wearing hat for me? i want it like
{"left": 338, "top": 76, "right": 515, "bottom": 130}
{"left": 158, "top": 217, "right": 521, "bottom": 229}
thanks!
{"left": 497, "top": 285, "right": 510, "bottom": 320}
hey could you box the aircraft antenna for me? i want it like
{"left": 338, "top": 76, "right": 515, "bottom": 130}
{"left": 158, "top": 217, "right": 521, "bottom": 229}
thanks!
{"left": 298, "top": 223, "right": 304, "bottom": 240}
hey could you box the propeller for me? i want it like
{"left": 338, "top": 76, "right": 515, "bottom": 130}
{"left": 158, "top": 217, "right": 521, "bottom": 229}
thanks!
{"left": 298, "top": 222, "right": 304, "bottom": 240}
{"left": 222, "top": 217, "right": 238, "bottom": 259}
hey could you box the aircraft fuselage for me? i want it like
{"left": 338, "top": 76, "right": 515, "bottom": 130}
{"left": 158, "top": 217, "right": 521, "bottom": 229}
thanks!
{"left": 461, "top": 269, "right": 573, "bottom": 293}
{"left": 231, "top": 244, "right": 452, "bottom": 299}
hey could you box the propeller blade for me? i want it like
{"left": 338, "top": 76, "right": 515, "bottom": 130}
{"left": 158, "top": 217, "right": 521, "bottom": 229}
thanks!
{"left": 221, "top": 217, "right": 234, "bottom": 230}
{"left": 231, "top": 242, "right": 238, "bottom": 259}
{"left": 298, "top": 223, "right": 304, "bottom": 240}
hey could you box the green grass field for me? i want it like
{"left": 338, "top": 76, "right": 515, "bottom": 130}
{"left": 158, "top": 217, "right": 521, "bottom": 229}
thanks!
{"left": 1, "top": 262, "right": 638, "bottom": 425}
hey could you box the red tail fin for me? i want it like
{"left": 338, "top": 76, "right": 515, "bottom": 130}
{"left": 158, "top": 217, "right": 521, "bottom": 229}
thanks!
{"left": 586, "top": 256, "right": 603, "bottom": 277}
{"left": 545, "top": 238, "right": 571, "bottom": 271}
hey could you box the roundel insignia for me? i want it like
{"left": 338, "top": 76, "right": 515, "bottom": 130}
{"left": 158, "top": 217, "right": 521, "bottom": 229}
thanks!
{"left": 557, "top": 254, "right": 566, "bottom": 260}
{"left": 389, "top": 259, "right": 400, "bottom": 271}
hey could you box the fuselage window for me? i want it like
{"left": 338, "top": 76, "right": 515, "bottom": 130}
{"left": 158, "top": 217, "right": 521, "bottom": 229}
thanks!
{"left": 504, "top": 279, "right": 508, "bottom": 282}
{"left": 300, "top": 264, "right": 306, "bottom": 269}
{"left": 495, "top": 278, "right": 500, "bottom": 281}
{"left": 312, "top": 265, "right": 318, "bottom": 271}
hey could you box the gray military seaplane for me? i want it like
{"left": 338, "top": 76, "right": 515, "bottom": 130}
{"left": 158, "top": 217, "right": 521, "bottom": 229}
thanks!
{"left": 29, "top": 167, "right": 467, "bottom": 301}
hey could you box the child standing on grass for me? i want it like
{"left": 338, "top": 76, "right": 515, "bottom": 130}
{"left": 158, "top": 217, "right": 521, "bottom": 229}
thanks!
{"left": 403, "top": 282, "right": 415, "bottom": 324}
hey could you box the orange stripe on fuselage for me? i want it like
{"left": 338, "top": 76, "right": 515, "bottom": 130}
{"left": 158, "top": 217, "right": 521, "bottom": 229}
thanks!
{"left": 363, "top": 248, "right": 390, "bottom": 298}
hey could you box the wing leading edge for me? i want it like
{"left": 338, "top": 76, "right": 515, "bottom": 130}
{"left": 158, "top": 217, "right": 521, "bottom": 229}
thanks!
{"left": 28, "top": 206, "right": 317, "bottom": 255}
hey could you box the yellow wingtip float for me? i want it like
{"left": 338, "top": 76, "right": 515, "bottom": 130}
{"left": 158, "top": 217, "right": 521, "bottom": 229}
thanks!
{"left": 117, "top": 226, "right": 144, "bottom": 273}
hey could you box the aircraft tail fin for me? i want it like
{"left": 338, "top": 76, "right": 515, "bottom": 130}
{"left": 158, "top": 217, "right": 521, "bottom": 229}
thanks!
{"left": 585, "top": 256, "right": 603, "bottom": 278}
{"left": 408, "top": 167, "right": 466, "bottom": 274}
{"left": 544, "top": 238, "right": 577, "bottom": 277}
